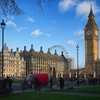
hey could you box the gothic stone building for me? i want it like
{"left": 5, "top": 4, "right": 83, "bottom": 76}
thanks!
{"left": 0, "top": 44, "right": 26, "bottom": 78}
{"left": 84, "top": 7, "right": 100, "bottom": 78}
{"left": 0, "top": 44, "right": 69, "bottom": 78}
{"left": 20, "top": 45, "right": 69, "bottom": 78}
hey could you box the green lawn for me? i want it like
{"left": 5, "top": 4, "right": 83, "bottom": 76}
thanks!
{"left": 0, "top": 92, "right": 100, "bottom": 100}
{"left": 0, "top": 86, "right": 100, "bottom": 100}
{"left": 12, "top": 79, "right": 24, "bottom": 83}
{"left": 53, "top": 86, "right": 100, "bottom": 93}
{"left": 0, "top": 78, "right": 24, "bottom": 84}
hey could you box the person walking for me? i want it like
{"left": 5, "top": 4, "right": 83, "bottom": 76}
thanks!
{"left": 6, "top": 76, "right": 12, "bottom": 89}
{"left": 59, "top": 77, "right": 64, "bottom": 89}
{"left": 34, "top": 77, "right": 41, "bottom": 91}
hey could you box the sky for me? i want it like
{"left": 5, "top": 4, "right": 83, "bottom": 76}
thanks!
{"left": 0, "top": 0, "right": 100, "bottom": 69}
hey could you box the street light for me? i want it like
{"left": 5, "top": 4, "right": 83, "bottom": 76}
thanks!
{"left": 76, "top": 44, "right": 79, "bottom": 86}
{"left": 0, "top": 19, "right": 6, "bottom": 80}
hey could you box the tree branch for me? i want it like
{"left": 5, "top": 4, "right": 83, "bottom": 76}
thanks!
{"left": 0, "top": 0, "right": 55, "bottom": 16}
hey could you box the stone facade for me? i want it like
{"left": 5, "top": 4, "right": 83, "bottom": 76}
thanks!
{"left": 84, "top": 7, "right": 100, "bottom": 77}
{"left": 68, "top": 58, "right": 74, "bottom": 70}
{"left": 0, "top": 43, "right": 26, "bottom": 78}
{"left": 20, "top": 45, "right": 69, "bottom": 78}
{"left": 0, "top": 44, "right": 69, "bottom": 78}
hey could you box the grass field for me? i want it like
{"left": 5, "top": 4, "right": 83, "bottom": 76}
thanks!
{"left": 12, "top": 79, "right": 24, "bottom": 83}
{"left": 53, "top": 86, "right": 100, "bottom": 93}
{"left": 0, "top": 92, "right": 100, "bottom": 100}
{"left": 0, "top": 86, "right": 100, "bottom": 100}
{"left": 0, "top": 78, "right": 24, "bottom": 83}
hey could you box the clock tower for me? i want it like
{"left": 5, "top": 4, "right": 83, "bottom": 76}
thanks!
{"left": 84, "top": 7, "right": 99, "bottom": 71}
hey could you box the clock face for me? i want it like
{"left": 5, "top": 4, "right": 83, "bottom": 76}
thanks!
{"left": 86, "top": 30, "right": 92, "bottom": 35}
{"left": 95, "top": 30, "right": 98, "bottom": 35}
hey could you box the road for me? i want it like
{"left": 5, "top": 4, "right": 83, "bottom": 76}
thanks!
{"left": 12, "top": 80, "right": 89, "bottom": 92}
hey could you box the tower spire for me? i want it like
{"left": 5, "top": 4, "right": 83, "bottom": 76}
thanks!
{"left": 88, "top": 4, "right": 94, "bottom": 20}
{"left": 90, "top": 3, "right": 92, "bottom": 10}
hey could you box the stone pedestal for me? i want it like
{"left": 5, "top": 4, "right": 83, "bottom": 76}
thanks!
{"left": 52, "top": 67, "right": 57, "bottom": 89}
{"left": 52, "top": 84, "right": 57, "bottom": 89}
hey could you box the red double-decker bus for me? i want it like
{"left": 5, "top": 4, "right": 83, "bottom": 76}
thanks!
{"left": 26, "top": 74, "right": 49, "bottom": 86}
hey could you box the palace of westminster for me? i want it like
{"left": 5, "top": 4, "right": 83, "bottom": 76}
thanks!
{"left": 0, "top": 44, "right": 70, "bottom": 78}
{"left": 0, "top": 7, "right": 100, "bottom": 79}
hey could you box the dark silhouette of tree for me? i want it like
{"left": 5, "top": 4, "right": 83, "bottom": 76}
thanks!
{"left": 0, "top": 0, "right": 23, "bottom": 16}
{"left": 0, "top": 0, "right": 55, "bottom": 16}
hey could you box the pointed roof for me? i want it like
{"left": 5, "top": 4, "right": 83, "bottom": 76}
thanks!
{"left": 88, "top": 4, "right": 95, "bottom": 20}
{"left": 85, "top": 4, "right": 98, "bottom": 28}
{"left": 3, "top": 43, "right": 9, "bottom": 50}
{"left": 89, "top": 5, "right": 94, "bottom": 16}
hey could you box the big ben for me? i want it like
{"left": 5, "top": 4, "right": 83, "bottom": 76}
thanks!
{"left": 84, "top": 6, "right": 99, "bottom": 75}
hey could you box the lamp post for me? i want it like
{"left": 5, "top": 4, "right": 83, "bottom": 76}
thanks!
{"left": 76, "top": 44, "right": 79, "bottom": 86}
{"left": 0, "top": 19, "right": 6, "bottom": 80}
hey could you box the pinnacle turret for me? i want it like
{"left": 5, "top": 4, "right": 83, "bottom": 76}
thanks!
{"left": 88, "top": 4, "right": 95, "bottom": 20}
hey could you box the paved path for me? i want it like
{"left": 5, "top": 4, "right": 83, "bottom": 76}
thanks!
{"left": 13, "top": 88, "right": 100, "bottom": 97}
{"left": 12, "top": 84, "right": 100, "bottom": 97}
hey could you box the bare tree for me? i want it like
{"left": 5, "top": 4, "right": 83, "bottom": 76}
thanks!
{"left": 0, "top": 0, "right": 55, "bottom": 16}
{"left": 0, "top": 0, "right": 23, "bottom": 16}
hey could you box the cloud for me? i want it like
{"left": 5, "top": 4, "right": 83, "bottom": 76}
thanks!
{"left": 26, "top": 17, "right": 35, "bottom": 22}
{"left": 31, "top": 29, "right": 43, "bottom": 37}
{"left": 58, "top": 0, "right": 76, "bottom": 12}
{"left": 58, "top": 0, "right": 100, "bottom": 18}
{"left": 6, "top": 21, "right": 16, "bottom": 27}
{"left": 46, "top": 34, "right": 51, "bottom": 37}
{"left": 67, "top": 40, "right": 75, "bottom": 46}
{"left": 79, "top": 36, "right": 84, "bottom": 40}
{"left": 74, "top": 29, "right": 84, "bottom": 40}
{"left": 6, "top": 16, "right": 14, "bottom": 20}
{"left": 74, "top": 29, "right": 84, "bottom": 36}
{"left": 16, "top": 27, "right": 26, "bottom": 32}
{"left": 3, "top": 16, "right": 14, "bottom": 21}
{"left": 76, "top": 1, "right": 100, "bottom": 17}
